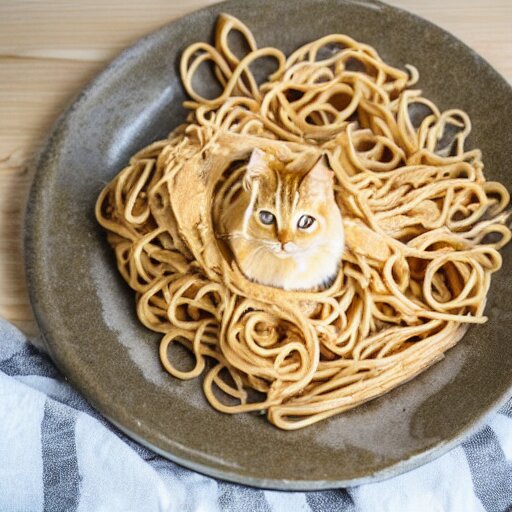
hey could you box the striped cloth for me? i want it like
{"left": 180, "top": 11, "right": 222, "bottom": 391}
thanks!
{"left": 1, "top": 316, "right": 511, "bottom": 512}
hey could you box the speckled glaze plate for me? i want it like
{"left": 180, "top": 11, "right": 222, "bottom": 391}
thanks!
{"left": 25, "top": 0, "right": 512, "bottom": 490}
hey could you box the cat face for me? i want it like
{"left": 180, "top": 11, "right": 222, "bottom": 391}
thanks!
{"left": 221, "top": 148, "right": 344, "bottom": 290}
{"left": 242, "top": 149, "right": 337, "bottom": 258}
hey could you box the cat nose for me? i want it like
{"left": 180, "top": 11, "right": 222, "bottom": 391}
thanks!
{"left": 278, "top": 230, "right": 293, "bottom": 246}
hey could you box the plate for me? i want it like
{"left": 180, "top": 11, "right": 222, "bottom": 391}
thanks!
{"left": 25, "top": 0, "right": 512, "bottom": 489}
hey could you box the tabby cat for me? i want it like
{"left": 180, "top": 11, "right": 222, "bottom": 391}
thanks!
{"left": 219, "top": 148, "right": 344, "bottom": 290}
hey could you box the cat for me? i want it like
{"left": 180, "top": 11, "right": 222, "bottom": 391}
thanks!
{"left": 218, "top": 148, "right": 344, "bottom": 291}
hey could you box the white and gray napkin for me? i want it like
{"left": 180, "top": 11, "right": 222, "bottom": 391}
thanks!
{"left": 1, "top": 317, "right": 511, "bottom": 512}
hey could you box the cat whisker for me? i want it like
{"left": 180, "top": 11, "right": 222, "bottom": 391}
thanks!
{"left": 218, "top": 231, "right": 280, "bottom": 250}
{"left": 242, "top": 245, "right": 268, "bottom": 272}
{"left": 216, "top": 231, "right": 249, "bottom": 241}
{"left": 216, "top": 232, "right": 236, "bottom": 240}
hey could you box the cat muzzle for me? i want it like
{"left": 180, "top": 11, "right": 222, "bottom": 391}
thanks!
{"left": 282, "top": 242, "right": 299, "bottom": 253}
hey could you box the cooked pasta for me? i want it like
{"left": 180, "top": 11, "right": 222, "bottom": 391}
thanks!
{"left": 96, "top": 14, "right": 510, "bottom": 429}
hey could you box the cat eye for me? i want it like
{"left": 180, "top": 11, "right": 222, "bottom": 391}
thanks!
{"left": 259, "top": 210, "right": 276, "bottom": 225}
{"left": 297, "top": 214, "right": 316, "bottom": 230}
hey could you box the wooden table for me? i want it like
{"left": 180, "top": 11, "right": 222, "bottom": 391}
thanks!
{"left": 1, "top": 0, "right": 511, "bottom": 337}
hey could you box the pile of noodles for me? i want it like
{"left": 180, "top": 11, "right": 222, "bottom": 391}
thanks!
{"left": 96, "top": 14, "right": 510, "bottom": 430}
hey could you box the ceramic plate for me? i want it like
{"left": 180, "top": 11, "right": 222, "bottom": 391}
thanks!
{"left": 25, "top": 0, "right": 512, "bottom": 489}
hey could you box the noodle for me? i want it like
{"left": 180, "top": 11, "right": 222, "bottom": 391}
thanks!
{"left": 96, "top": 14, "right": 511, "bottom": 430}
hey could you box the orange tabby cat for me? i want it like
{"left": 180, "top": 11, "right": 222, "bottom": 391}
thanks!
{"left": 219, "top": 148, "right": 344, "bottom": 290}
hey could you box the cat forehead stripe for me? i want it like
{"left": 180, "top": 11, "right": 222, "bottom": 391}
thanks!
{"left": 277, "top": 171, "right": 302, "bottom": 215}
{"left": 292, "top": 191, "right": 300, "bottom": 211}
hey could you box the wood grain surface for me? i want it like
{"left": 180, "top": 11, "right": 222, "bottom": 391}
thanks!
{"left": 1, "top": 0, "right": 510, "bottom": 337}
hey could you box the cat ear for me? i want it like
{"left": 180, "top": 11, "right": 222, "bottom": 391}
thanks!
{"left": 243, "top": 148, "right": 268, "bottom": 190}
{"left": 301, "top": 156, "right": 334, "bottom": 192}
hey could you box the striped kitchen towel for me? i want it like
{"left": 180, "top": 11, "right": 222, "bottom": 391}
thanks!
{"left": 1, "top": 316, "right": 511, "bottom": 512}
